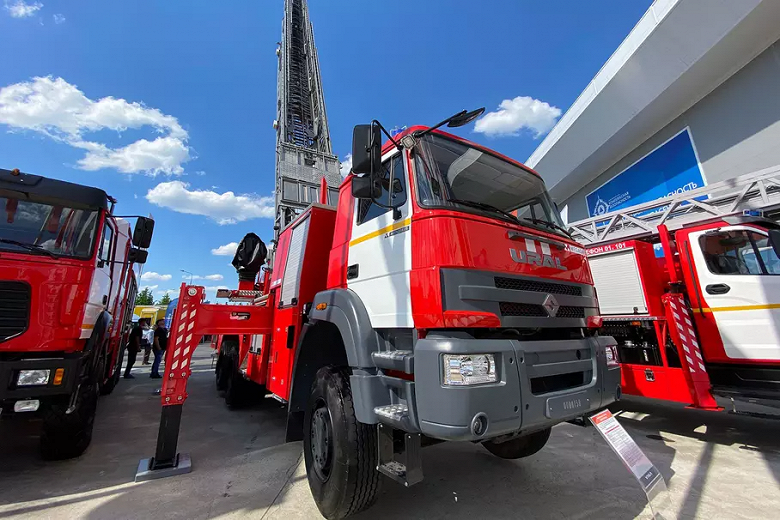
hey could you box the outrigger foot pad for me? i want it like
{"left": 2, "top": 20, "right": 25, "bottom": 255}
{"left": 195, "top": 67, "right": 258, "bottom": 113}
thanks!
{"left": 134, "top": 453, "right": 192, "bottom": 482}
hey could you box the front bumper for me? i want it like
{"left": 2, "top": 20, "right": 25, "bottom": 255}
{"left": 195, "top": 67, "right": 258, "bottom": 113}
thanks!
{"left": 412, "top": 335, "right": 621, "bottom": 441}
{"left": 0, "top": 355, "right": 82, "bottom": 413}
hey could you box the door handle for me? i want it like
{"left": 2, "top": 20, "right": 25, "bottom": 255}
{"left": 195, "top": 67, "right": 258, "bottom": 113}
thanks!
{"left": 706, "top": 283, "right": 730, "bottom": 295}
{"left": 347, "top": 264, "right": 359, "bottom": 280}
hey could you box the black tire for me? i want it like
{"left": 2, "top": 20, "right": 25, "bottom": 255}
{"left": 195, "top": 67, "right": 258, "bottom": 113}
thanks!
{"left": 304, "top": 367, "right": 380, "bottom": 519}
{"left": 100, "top": 347, "right": 123, "bottom": 396}
{"left": 40, "top": 380, "right": 99, "bottom": 460}
{"left": 482, "top": 427, "right": 552, "bottom": 460}
{"left": 215, "top": 353, "right": 229, "bottom": 393}
{"left": 224, "top": 354, "right": 248, "bottom": 410}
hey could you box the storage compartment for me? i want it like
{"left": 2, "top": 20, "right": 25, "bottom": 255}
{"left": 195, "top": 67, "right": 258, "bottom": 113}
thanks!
{"left": 589, "top": 249, "right": 648, "bottom": 314}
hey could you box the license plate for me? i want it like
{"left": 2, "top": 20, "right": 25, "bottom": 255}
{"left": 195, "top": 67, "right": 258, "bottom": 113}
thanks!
{"left": 545, "top": 392, "right": 590, "bottom": 419}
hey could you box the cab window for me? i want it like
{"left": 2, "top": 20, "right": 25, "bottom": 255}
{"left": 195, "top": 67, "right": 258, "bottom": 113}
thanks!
{"left": 99, "top": 224, "right": 114, "bottom": 264}
{"left": 356, "top": 154, "right": 407, "bottom": 225}
{"left": 700, "top": 230, "right": 780, "bottom": 275}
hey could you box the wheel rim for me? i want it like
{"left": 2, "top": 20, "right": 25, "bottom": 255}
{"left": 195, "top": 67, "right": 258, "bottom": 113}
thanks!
{"left": 310, "top": 398, "right": 333, "bottom": 482}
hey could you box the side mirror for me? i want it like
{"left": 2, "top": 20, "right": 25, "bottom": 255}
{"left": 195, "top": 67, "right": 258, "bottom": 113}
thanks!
{"left": 351, "top": 124, "right": 382, "bottom": 175}
{"left": 351, "top": 175, "right": 381, "bottom": 199}
{"left": 769, "top": 229, "right": 780, "bottom": 258}
{"left": 128, "top": 247, "right": 148, "bottom": 264}
{"left": 132, "top": 217, "right": 155, "bottom": 249}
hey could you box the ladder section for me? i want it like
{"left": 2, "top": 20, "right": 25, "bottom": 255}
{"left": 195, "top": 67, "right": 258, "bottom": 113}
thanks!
{"left": 568, "top": 165, "right": 780, "bottom": 245}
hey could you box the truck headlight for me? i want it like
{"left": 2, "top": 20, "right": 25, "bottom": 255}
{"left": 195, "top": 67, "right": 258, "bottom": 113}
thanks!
{"left": 605, "top": 345, "right": 620, "bottom": 368}
{"left": 17, "top": 369, "right": 50, "bottom": 386}
{"left": 443, "top": 354, "right": 497, "bottom": 386}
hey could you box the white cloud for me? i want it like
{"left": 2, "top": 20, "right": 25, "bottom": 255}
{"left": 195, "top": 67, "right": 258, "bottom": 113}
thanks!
{"left": 75, "top": 136, "right": 190, "bottom": 174}
{"left": 4, "top": 1, "right": 42, "bottom": 18}
{"left": 155, "top": 288, "right": 176, "bottom": 297}
{"left": 0, "top": 76, "right": 190, "bottom": 175}
{"left": 195, "top": 170, "right": 206, "bottom": 176}
{"left": 146, "top": 181, "right": 274, "bottom": 224}
{"left": 212, "top": 242, "right": 238, "bottom": 256}
{"left": 140, "top": 271, "right": 172, "bottom": 282}
{"left": 187, "top": 273, "right": 224, "bottom": 281}
{"left": 140, "top": 284, "right": 158, "bottom": 292}
{"left": 339, "top": 154, "right": 352, "bottom": 178}
{"left": 474, "top": 96, "right": 561, "bottom": 138}
{"left": 52, "top": 13, "right": 64, "bottom": 24}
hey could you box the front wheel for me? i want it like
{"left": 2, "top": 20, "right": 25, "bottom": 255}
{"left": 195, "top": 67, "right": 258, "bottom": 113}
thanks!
{"left": 40, "top": 380, "right": 99, "bottom": 460}
{"left": 481, "top": 427, "right": 552, "bottom": 460}
{"left": 303, "top": 367, "right": 380, "bottom": 519}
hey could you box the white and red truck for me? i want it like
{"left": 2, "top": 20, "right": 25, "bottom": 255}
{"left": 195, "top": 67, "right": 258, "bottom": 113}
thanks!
{"left": 0, "top": 167, "right": 154, "bottom": 459}
{"left": 140, "top": 110, "right": 622, "bottom": 519}
{"left": 568, "top": 166, "right": 780, "bottom": 416}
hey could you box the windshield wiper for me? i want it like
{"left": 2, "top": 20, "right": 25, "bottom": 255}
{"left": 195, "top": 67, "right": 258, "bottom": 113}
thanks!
{"left": 0, "top": 238, "right": 60, "bottom": 258}
{"left": 448, "top": 199, "right": 521, "bottom": 224}
{"left": 521, "top": 218, "right": 573, "bottom": 239}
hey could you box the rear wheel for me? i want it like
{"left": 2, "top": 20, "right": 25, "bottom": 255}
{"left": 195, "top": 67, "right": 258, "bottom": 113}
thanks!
{"left": 215, "top": 353, "right": 229, "bottom": 393}
{"left": 40, "top": 380, "right": 99, "bottom": 460}
{"left": 304, "top": 367, "right": 380, "bottom": 519}
{"left": 224, "top": 354, "right": 248, "bottom": 409}
{"left": 481, "top": 427, "right": 552, "bottom": 460}
{"left": 100, "top": 347, "right": 122, "bottom": 396}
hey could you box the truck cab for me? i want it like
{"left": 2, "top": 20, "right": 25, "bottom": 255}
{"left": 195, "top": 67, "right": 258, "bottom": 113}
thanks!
{"left": 0, "top": 167, "right": 152, "bottom": 459}
{"left": 304, "top": 125, "right": 620, "bottom": 439}
{"left": 673, "top": 217, "right": 780, "bottom": 403}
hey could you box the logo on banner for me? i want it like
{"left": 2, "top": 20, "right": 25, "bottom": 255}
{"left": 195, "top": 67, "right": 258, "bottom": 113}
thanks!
{"left": 593, "top": 196, "right": 611, "bottom": 216}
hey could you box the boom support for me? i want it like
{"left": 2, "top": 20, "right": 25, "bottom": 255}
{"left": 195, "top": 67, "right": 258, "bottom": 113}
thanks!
{"left": 136, "top": 283, "right": 273, "bottom": 481}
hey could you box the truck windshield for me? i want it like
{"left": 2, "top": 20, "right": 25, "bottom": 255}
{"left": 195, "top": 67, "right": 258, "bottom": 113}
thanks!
{"left": 413, "top": 133, "right": 567, "bottom": 236}
{"left": 0, "top": 195, "right": 100, "bottom": 258}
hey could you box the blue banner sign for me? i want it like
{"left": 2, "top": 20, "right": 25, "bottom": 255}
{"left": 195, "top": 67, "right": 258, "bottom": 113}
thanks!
{"left": 164, "top": 298, "right": 178, "bottom": 329}
{"left": 587, "top": 129, "right": 704, "bottom": 217}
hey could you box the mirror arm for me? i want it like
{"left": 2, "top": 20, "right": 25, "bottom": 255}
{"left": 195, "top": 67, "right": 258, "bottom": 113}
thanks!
{"left": 371, "top": 120, "right": 403, "bottom": 152}
{"left": 412, "top": 110, "right": 467, "bottom": 139}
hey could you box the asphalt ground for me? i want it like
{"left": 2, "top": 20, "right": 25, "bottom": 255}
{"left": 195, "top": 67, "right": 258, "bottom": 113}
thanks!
{"left": 1, "top": 344, "right": 779, "bottom": 519}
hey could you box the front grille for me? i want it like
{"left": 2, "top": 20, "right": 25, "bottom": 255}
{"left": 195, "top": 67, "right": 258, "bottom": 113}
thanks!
{"left": 494, "top": 276, "right": 582, "bottom": 296}
{"left": 0, "top": 282, "right": 30, "bottom": 342}
{"left": 557, "top": 306, "right": 585, "bottom": 319}
{"left": 499, "top": 302, "right": 585, "bottom": 319}
{"left": 499, "top": 302, "right": 547, "bottom": 317}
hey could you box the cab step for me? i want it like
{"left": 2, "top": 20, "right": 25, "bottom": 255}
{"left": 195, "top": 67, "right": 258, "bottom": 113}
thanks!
{"left": 371, "top": 350, "right": 414, "bottom": 373}
{"left": 373, "top": 404, "right": 417, "bottom": 431}
{"left": 377, "top": 423, "right": 423, "bottom": 487}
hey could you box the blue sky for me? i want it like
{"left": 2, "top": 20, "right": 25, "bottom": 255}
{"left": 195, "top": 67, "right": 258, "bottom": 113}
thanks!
{"left": 0, "top": 0, "right": 651, "bottom": 301}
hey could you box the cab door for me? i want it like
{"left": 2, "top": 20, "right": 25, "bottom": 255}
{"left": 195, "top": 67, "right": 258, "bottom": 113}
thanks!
{"left": 687, "top": 225, "right": 780, "bottom": 362}
{"left": 347, "top": 150, "right": 413, "bottom": 328}
{"left": 83, "top": 218, "right": 114, "bottom": 338}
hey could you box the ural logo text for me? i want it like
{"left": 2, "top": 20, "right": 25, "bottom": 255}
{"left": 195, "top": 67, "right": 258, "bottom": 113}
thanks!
{"left": 510, "top": 248, "right": 566, "bottom": 271}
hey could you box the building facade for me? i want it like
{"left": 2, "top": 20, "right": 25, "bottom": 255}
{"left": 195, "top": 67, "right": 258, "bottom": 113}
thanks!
{"left": 527, "top": 0, "right": 780, "bottom": 225}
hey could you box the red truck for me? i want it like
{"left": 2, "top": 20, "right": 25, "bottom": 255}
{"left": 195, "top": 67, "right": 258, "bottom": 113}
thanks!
{"left": 0, "top": 168, "right": 153, "bottom": 459}
{"left": 569, "top": 167, "right": 780, "bottom": 416}
{"left": 142, "top": 110, "right": 622, "bottom": 519}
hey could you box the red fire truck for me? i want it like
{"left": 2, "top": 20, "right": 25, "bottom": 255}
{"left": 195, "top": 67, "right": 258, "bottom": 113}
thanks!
{"left": 568, "top": 166, "right": 780, "bottom": 416}
{"left": 0, "top": 167, "right": 153, "bottom": 459}
{"left": 141, "top": 110, "right": 622, "bottom": 519}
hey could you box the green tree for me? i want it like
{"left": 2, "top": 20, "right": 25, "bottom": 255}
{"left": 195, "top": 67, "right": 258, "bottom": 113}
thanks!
{"left": 157, "top": 293, "right": 172, "bottom": 306}
{"left": 136, "top": 287, "right": 154, "bottom": 305}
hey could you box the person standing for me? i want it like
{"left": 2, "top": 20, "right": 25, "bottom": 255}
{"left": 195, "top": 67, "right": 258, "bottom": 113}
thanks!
{"left": 141, "top": 319, "right": 153, "bottom": 365}
{"left": 151, "top": 318, "right": 168, "bottom": 379}
{"left": 124, "top": 320, "right": 143, "bottom": 379}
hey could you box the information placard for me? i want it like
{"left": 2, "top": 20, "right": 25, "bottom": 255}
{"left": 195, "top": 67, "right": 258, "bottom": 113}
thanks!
{"left": 590, "top": 410, "right": 671, "bottom": 518}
